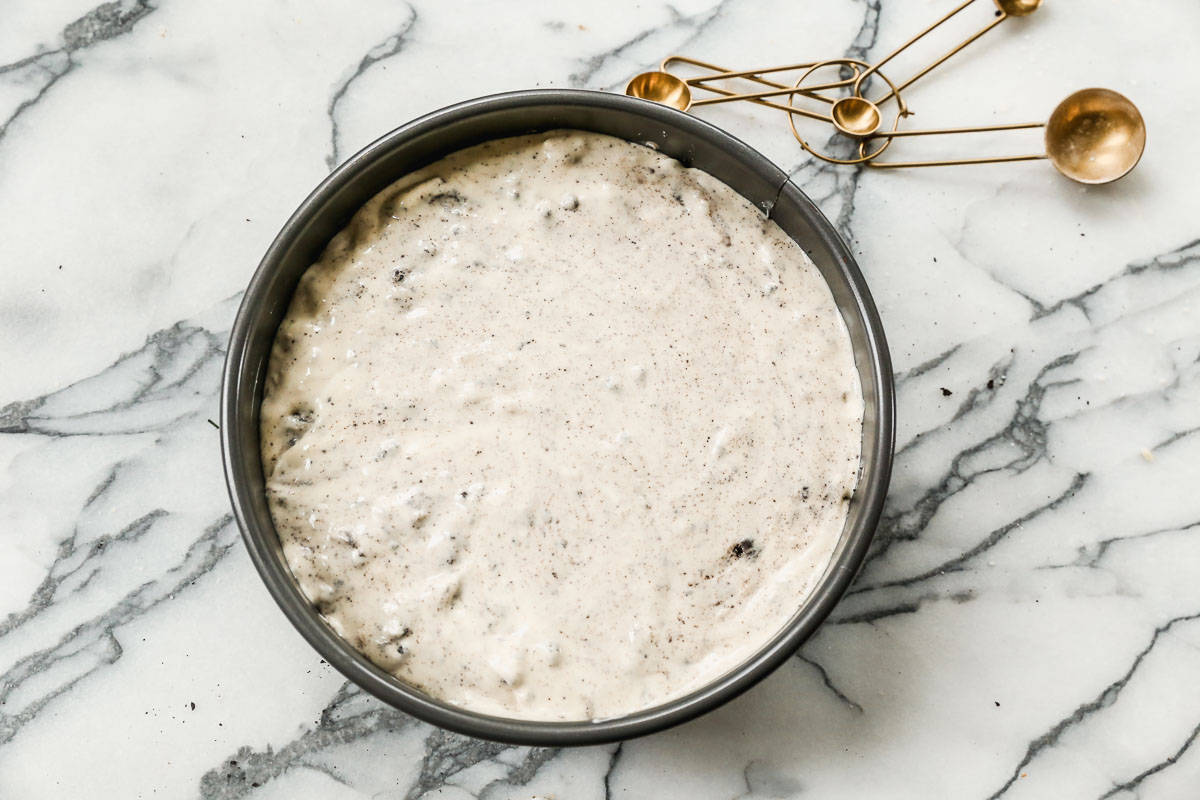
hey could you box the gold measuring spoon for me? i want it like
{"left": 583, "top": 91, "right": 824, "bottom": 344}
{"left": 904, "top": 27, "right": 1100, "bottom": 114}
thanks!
{"left": 625, "top": 70, "right": 693, "bottom": 112}
{"left": 625, "top": 56, "right": 862, "bottom": 123}
{"left": 628, "top": 0, "right": 1042, "bottom": 137}
{"left": 859, "top": 88, "right": 1146, "bottom": 184}
{"left": 832, "top": 0, "right": 1043, "bottom": 138}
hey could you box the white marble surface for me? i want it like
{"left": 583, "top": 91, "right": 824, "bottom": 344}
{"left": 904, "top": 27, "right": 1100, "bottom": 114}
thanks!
{"left": 2, "top": 0, "right": 1198, "bottom": 796}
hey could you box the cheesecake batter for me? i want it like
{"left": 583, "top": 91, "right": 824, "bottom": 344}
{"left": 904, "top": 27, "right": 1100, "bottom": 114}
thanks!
{"left": 261, "top": 131, "right": 863, "bottom": 720}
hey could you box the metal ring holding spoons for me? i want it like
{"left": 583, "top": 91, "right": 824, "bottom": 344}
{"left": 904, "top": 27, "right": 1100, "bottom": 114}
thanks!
{"left": 786, "top": 59, "right": 907, "bottom": 166}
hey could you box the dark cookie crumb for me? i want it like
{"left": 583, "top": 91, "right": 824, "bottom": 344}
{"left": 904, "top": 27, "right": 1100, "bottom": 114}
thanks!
{"left": 729, "top": 538, "right": 758, "bottom": 559}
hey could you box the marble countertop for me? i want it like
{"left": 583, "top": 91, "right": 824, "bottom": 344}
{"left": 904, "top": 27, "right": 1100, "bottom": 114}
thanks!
{"left": 3, "top": 0, "right": 1198, "bottom": 797}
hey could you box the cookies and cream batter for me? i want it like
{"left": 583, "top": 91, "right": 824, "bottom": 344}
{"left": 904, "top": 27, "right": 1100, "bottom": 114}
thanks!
{"left": 261, "top": 131, "right": 863, "bottom": 720}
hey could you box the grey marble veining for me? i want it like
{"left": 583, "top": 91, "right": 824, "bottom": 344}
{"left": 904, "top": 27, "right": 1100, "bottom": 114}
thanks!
{"left": 2, "top": 0, "right": 1199, "bottom": 797}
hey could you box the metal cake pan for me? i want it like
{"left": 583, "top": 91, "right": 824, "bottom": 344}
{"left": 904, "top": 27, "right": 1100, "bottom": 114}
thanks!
{"left": 221, "top": 89, "right": 894, "bottom": 746}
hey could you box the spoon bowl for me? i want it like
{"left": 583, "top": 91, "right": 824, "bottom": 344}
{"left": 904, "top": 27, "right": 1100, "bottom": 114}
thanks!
{"left": 994, "top": 0, "right": 1042, "bottom": 16}
{"left": 625, "top": 71, "right": 692, "bottom": 111}
{"left": 831, "top": 96, "right": 882, "bottom": 138}
{"left": 1045, "top": 88, "right": 1146, "bottom": 184}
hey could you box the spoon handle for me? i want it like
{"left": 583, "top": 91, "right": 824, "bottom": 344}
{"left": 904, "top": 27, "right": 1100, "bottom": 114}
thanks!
{"left": 873, "top": 121, "right": 1044, "bottom": 138}
{"left": 661, "top": 55, "right": 854, "bottom": 120}
{"left": 865, "top": 153, "right": 1046, "bottom": 169}
{"left": 871, "top": 11, "right": 1009, "bottom": 106}
{"left": 860, "top": 120, "right": 1046, "bottom": 168}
